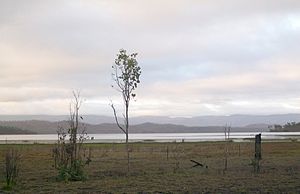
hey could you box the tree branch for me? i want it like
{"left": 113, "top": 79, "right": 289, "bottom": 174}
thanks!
{"left": 110, "top": 103, "right": 126, "bottom": 134}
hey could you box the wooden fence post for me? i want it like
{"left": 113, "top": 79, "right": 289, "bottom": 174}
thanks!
{"left": 254, "top": 133, "right": 262, "bottom": 173}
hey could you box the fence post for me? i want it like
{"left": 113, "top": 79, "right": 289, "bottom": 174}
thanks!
{"left": 254, "top": 133, "right": 262, "bottom": 173}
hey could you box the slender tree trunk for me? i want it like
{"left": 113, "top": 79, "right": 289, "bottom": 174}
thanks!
{"left": 74, "top": 108, "right": 78, "bottom": 163}
{"left": 224, "top": 144, "right": 228, "bottom": 171}
{"left": 125, "top": 101, "right": 130, "bottom": 172}
{"left": 126, "top": 139, "right": 129, "bottom": 172}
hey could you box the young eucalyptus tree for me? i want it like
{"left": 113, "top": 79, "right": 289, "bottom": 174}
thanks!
{"left": 110, "top": 49, "right": 141, "bottom": 171}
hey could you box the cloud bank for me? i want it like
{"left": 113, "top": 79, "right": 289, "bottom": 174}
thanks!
{"left": 0, "top": 0, "right": 300, "bottom": 116}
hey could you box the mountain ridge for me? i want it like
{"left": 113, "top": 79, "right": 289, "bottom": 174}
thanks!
{"left": 0, "top": 125, "right": 36, "bottom": 134}
{"left": 0, "top": 120, "right": 269, "bottom": 134}
{"left": 0, "top": 114, "right": 299, "bottom": 127}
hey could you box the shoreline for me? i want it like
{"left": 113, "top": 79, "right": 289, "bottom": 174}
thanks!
{"left": 1, "top": 132, "right": 300, "bottom": 144}
{"left": 0, "top": 138, "right": 299, "bottom": 144}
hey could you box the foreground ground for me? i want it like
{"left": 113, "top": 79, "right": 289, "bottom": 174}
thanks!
{"left": 0, "top": 141, "right": 299, "bottom": 193}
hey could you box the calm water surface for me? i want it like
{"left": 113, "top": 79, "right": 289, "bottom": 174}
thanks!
{"left": 0, "top": 132, "right": 300, "bottom": 143}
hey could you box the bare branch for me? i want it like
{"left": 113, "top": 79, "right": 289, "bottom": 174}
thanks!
{"left": 110, "top": 103, "right": 126, "bottom": 134}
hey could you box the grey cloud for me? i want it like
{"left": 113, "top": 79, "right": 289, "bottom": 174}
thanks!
{"left": 0, "top": 0, "right": 300, "bottom": 115}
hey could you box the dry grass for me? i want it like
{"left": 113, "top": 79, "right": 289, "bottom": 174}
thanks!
{"left": 0, "top": 141, "right": 299, "bottom": 193}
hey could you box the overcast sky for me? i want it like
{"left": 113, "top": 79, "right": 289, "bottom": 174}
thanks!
{"left": 1, "top": 0, "right": 300, "bottom": 116}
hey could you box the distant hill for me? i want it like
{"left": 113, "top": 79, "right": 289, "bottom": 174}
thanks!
{"left": 0, "top": 120, "right": 268, "bottom": 134}
{"left": 244, "top": 123, "right": 270, "bottom": 130}
{"left": 0, "top": 113, "right": 299, "bottom": 134}
{"left": 0, "top": 114, "right": 299, "bottom": 127}
{"left": 270, "top": 122, "right": 300, "bottom": 132}
{"left": 0, "top": 125, "right": 36, "bottom": 134}
{"left": 130, "top": 114, "right": 300, "bottom": 127}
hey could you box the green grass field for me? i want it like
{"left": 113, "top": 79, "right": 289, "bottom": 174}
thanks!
{"left": 0, "top": 141, "right": 300, "bottom": 193}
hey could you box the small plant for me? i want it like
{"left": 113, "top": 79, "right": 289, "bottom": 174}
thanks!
{"left": 57, "top": 159, "right": 87, "bottom": 182}
{"left": 3, "top": 148, "right": 21, "bottom": 190}
{"left": 52, "top": 91, "right": 90, "bottom": 182}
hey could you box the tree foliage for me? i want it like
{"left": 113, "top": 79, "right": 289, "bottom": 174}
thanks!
{"left": 111, "top": 49, "right": 141, "bottom": 141}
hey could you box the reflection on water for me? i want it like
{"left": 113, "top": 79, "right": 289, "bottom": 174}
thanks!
{"left": 0, "top": 132, "right": 300, "bottom": 144}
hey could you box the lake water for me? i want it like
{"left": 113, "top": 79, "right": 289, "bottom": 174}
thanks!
{"left": 0, "top": 132, "right": 300, "bottom": 144}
